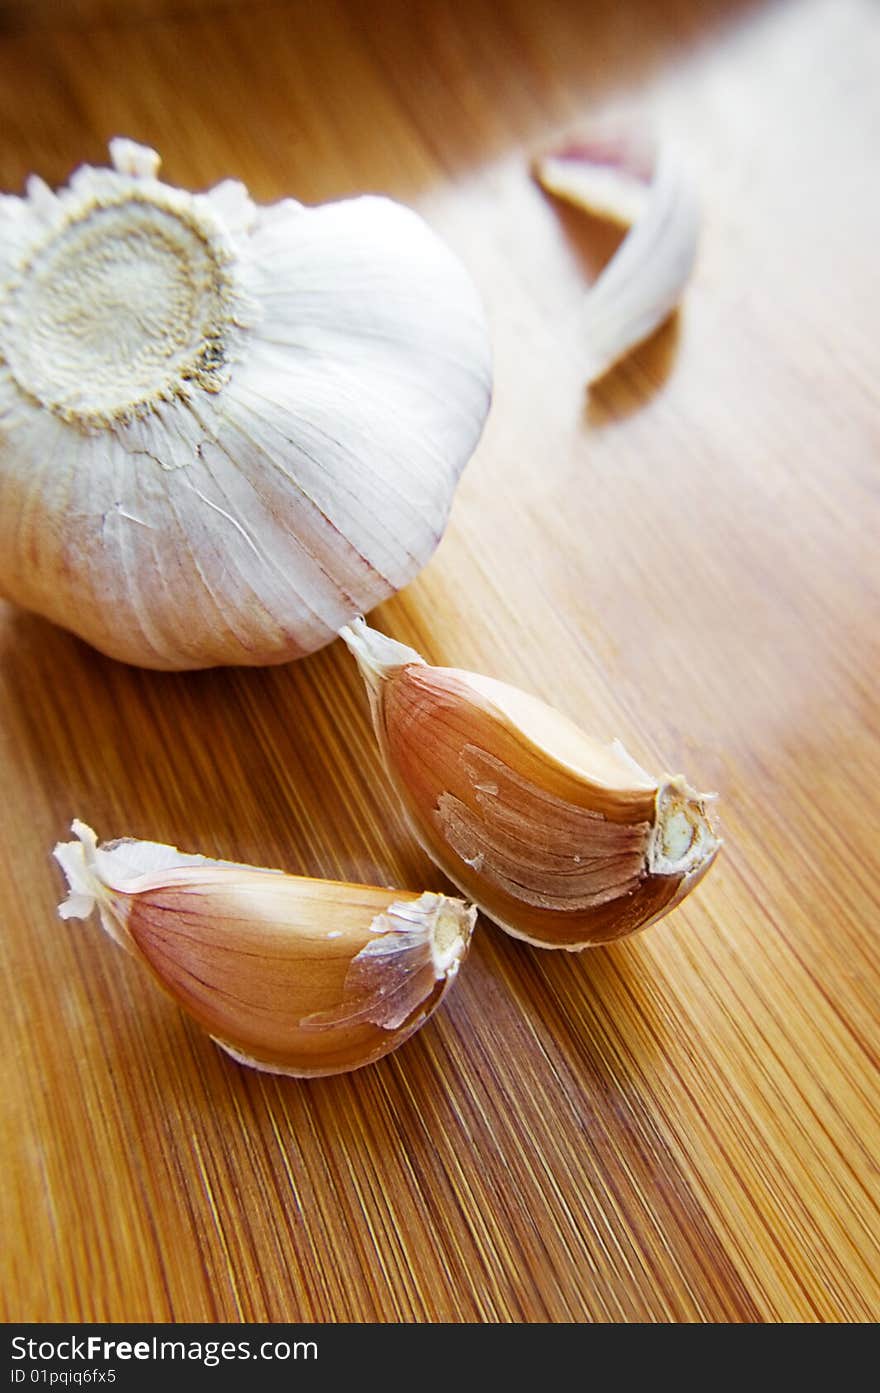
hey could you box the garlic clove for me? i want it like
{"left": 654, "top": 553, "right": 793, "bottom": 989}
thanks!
{"left": 0, "top": 142, "right": 491, "bottom": 669}
{"left": 54, "top": 821, "right": 475, "bottom": 1076}
{"left": 533, "top": 130, "right": 699, "bottom": 385}
{"left": 340, "top": 619, "right": 720, "bottom": 951}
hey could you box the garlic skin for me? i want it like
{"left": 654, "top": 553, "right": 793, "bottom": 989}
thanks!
{"left": 54, "top": 821, "right": 475, "bottom": 1076}
{"left": 0, "top": 141, "right": 491, "bottom": 669}
{"left": 533, "top": 130, "right": 698, "bottom": 385}
{"left": 341, "top": 619, "right": 720, "bottom": 950}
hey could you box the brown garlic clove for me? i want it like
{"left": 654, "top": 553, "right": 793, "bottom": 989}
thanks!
{"left": 532, "top": 129, "right": 699, "bottom": 385}
{"left": 54, "top": 822, "right": 474, "bottom": 1076}
{"left": 340, "top": 619, "right": 720, "bottom": 951}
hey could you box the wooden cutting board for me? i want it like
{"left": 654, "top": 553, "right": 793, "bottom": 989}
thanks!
{"left": 2, "top": 0, "right": 878, "bottom": 1323}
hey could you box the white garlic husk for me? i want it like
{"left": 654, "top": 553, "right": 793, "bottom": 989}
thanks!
{"left": 0, "top": 140, "right": 492, "bottom": 669}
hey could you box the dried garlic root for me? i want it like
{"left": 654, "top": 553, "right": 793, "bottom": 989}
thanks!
{"left": 54, "top": 822, "right": 474, "bottom": 1076}
{"left": 340, "top": 619, "right": 720, "bottom": 951}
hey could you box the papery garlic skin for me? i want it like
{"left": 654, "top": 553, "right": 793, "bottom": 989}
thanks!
{"left": 0, "top": 141, "right": 492, "bottom": 669}
{"left": 54, "top": 821, "right": 475, "bottom": 1076}
{"left": 341, "top": 619, "right": 720, "bottom": 951}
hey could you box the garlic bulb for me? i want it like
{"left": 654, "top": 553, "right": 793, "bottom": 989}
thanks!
{"left": 533, "top": 130, "right": 698, "bottom": 384}
{"left": 0, "top": 141, "right": 491, "bottom": 669}
{"left": 54, "top": 821, "right": 475, "bottom": 1076}
{"left": 341, "top": 619, "right": 720, "bottom": 950}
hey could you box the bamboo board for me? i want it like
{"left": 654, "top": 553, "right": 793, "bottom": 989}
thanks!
{"left": 1, "top": 0, "right": 878, "bottom": 1323}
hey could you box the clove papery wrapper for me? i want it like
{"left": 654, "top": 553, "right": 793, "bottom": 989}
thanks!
{"left": 54, "top": 821, "right": 475, "bottom": 1076}
{"left": 341, "top": 619, "right": 720, "bottom": 950}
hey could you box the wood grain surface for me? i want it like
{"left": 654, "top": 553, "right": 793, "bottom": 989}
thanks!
{"left": 2, "top": 0, "right": 879, "bottom": 1324}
